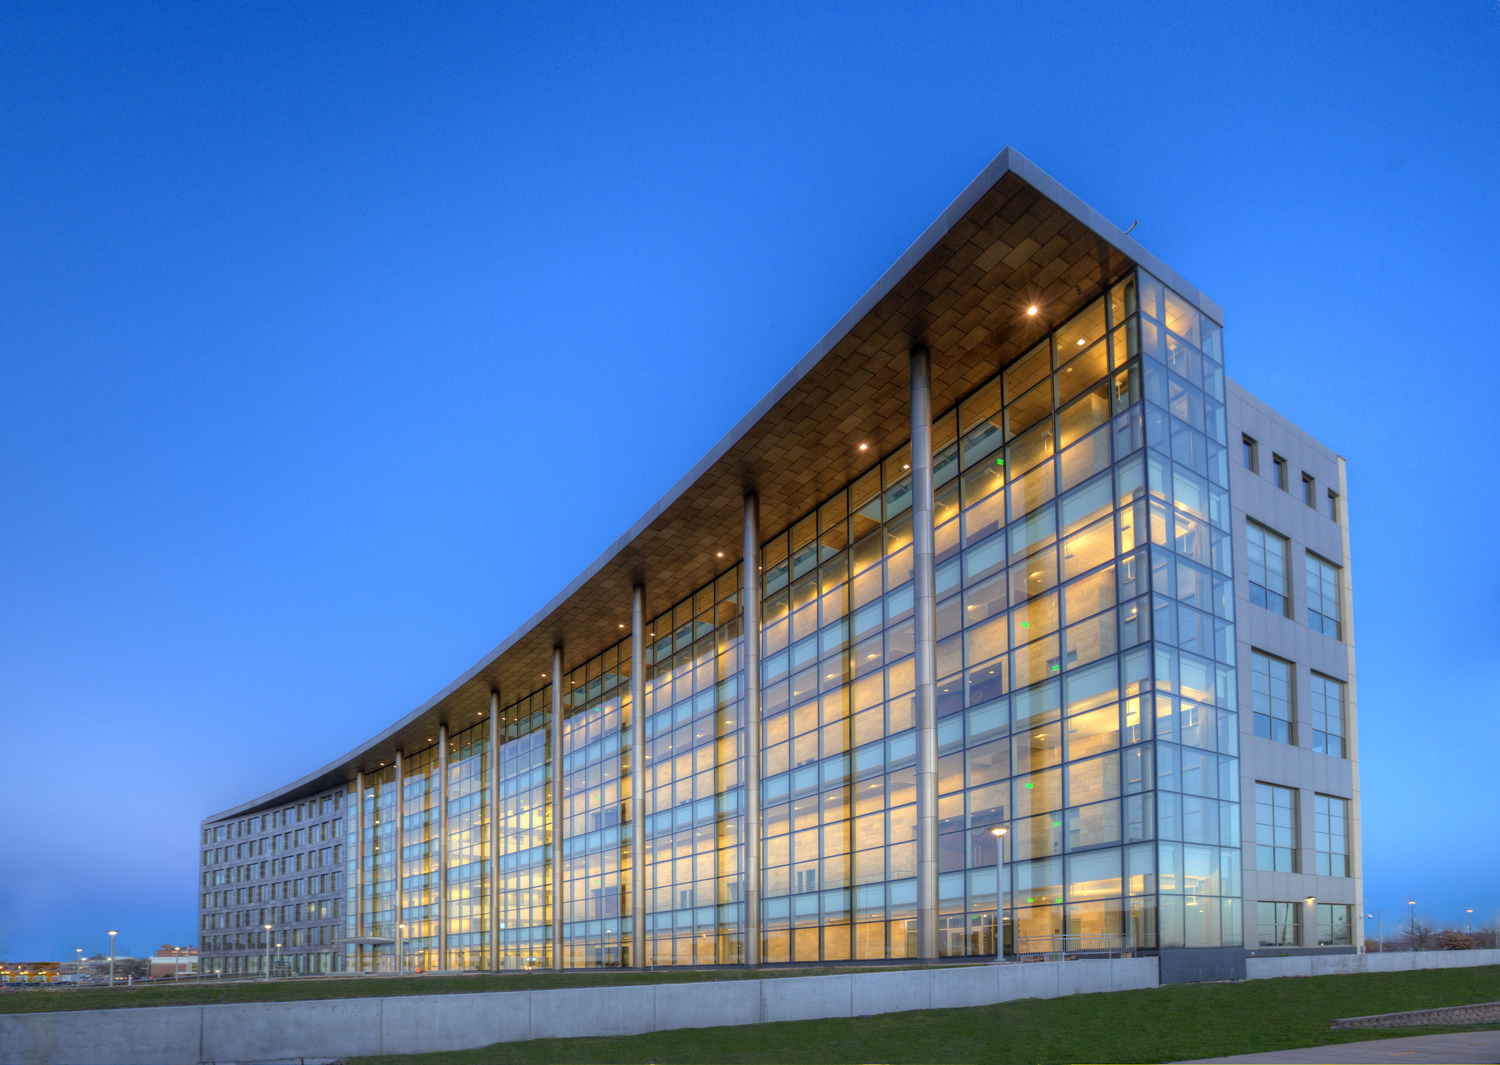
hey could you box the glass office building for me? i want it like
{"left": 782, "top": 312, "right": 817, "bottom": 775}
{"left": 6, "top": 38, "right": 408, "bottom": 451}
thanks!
{"left": 199, "top": 149, "right": 1359, "bottom": 982}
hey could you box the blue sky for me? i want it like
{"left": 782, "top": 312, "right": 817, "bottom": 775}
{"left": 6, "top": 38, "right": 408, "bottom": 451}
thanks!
{"left": 1, "top": 1, "right": 1496, "bottom": 961}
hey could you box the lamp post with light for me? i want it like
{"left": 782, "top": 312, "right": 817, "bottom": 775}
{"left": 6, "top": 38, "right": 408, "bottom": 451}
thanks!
{"left": 1408, "top": 900, "right": 1417, "bottom": 950}
{"left": 263, "top": 925, "right": 273, "bottom": 980}
{"left": 74, "top": 948, "right": 83, "bottom": 982}
{"left": 1466, "top": 908, "right": 1473, "bottom": 935}
{"left": 107, "top": 931, "right": 117, "bottom": 987}
{"left": 990, "top": 826, "right": 1009, "bottom": 962}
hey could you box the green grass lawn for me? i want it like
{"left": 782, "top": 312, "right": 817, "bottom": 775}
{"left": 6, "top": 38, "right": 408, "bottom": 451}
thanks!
{"left": 0, "top": 966, "right": 897, "bottom": 1015}
{"left": 343, "top": 965, "right": 1500, "bottom": 1065}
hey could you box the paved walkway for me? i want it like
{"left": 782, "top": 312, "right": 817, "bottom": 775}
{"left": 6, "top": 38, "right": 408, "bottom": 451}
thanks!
{"left": 1180, "top": 1029, "right": 1500, "bottom": 1063}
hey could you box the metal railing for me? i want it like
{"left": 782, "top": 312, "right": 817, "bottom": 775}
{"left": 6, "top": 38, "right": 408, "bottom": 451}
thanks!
{"left": 1015, "top": 933, "right": 1134, "bottom": 959}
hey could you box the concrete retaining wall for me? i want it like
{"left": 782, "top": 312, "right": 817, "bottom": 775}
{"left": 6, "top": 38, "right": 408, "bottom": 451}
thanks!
{"left": 1331, "top": 1000, "right": 1500, "bottom": 1030}
{"left": 1246, "top": 947, "right": 1500, "bottom": 981}
{"left": 0, "top": 958, "right": 1158, "bottom": 1065}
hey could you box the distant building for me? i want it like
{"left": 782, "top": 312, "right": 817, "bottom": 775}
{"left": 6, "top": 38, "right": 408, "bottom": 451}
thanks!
{"left": 198, "top": 148, "right": 1360, "bottom": 982}
{"left": 149, "top": 945, "right": 199, "bottom": 979}
{"left": 0, "top": 962, "right": 61, "bottom": 984}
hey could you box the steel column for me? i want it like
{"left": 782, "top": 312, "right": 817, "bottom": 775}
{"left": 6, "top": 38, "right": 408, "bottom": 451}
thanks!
{"left": 394, "top": 751, "right": 405, "bottom": 973}
{"left": 354, "top": 770, "right": 365, "bottom": 972}
{"left": 742, "top": 492, "right": 763, "bottom": 967}
{"left": 551, "top": 645, "right": 564, "bottom": 970}
{"left": 487, "top": 691, "right": 499, "bottom": 970}
{"left": 437, "top": 725, "right": 449, "bottom": 970}
{"left": 910, "top": 344, "right": 940, "bottom": 960}
{"left": 630, "top": 585, "right": 647, "bottom": 968}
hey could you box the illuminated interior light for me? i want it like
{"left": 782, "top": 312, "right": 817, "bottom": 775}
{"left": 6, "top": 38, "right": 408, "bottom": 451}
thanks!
{"left": 1027, "top": 306, "right": 1038, "bottom": 316}
{"left": 858, "top": 443, "right": 868, "bottom": 451}
{"left": 1077, "top": 338, "right": 1086, "bottom": 346}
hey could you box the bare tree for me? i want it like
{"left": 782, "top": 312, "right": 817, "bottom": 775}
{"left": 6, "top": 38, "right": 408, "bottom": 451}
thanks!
{"left": 1396, "top": 919, "right": 1435, "bottom": 952}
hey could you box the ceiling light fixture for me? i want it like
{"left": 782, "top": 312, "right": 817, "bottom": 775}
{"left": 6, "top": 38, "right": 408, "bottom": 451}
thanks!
{"left": 1027, "top": 305, "right": 1038, "bottom": 316}
{"left": 858, "top": 443, "right": 868, "bottom": 451}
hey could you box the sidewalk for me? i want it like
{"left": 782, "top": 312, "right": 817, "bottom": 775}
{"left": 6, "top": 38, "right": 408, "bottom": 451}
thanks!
{"left": 1180, "top": 1029, "right": 1500, "bottom": 1063}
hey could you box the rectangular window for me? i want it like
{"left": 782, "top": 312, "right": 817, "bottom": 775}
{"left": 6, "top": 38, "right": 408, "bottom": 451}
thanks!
{"left": 1254, "top": 783, "right": 1298, "bottom": 872}
{"left": 1317, "top": 903, "right": 1352, "bottom": 946}
{"left": 1309, "top": 674, "right": 1346, "bottom": 757}
{"left": 1314, "top": 795, "right": 1349, "bottom": 876}
{"left": 1326, "top": 490, "right": 1340, "bottom": 522}
{"left": 1302, "top": 473, "right": 1316, "bottom": 507}
{"left": 1251, "top": 651, "right": 1294, "bottom": 743}
{"left": 1242, "top": 435, "right": 1258, "bottom": 472}
{"left": 1273, "top": 455, "right": 1288, "bottom": 490}
{"left": 1305, "top": 554, "right": 1342, "bottom": 639}
{"left": 1246, "top": 523, "right": 1290, "bottom": 617}
{"left": 1257, "top": 901, "right": 1300, "bottom": 946}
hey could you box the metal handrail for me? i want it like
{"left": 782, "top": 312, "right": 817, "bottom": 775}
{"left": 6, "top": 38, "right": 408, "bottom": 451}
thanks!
{"left": 1015, "top": 932, "right": 1133, "bottom": 957}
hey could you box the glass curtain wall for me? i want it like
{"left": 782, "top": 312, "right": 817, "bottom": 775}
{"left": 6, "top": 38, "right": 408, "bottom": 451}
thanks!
{"left": 752, "top": 268, "right": 1240, "bottom": 961}
{"left": 493, "top": 688, "right": 551, "bottom": 968}
{"left": 350, "top": 766, "right": 398, "bottom": 971}
{"left": 559, "top": 639, "right": 631, "bottom": 967}
{"left": 335, "top": 270, "right": 1242, "bottom": 967}
{"left": 1138, "top": 270, "right": 1243, "bottom": 950}
{"left": 759, "top": 447, "right": 921, "bottom": 962}
{"left": 642, "top": 567, "right": 746, "bottom": 965}
{"left": 446, "top": 721, "right": 491, "bottom": 968}
{"left": 401, "top": 745, "right": 441, "bottom": 970}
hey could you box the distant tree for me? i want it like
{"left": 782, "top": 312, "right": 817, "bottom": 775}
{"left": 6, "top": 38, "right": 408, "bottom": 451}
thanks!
{"left": 1362, "top": 937, "right": 1381, "bottom": 953}
{"left": 1436, "top": 928, "right": 1482, "bottom": 950}
{"left": 1396, "top": 919, "right": 1435, "bottom": 952}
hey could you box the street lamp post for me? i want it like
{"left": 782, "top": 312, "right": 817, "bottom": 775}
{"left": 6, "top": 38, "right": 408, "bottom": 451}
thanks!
{"left": 398, "top": 923, "right": 407, "bottom": 975}
{"left": 990, "top": 826, "right": 1009, "bottom": 962}
{"left": 1408, "top": 900, "right": 1417, "bottom": 951}
{"left": 107, "top": 931, "right": 118, "bottom": 987}
{"left": 1466, "top": 908, "right": 1473, "bottom": 935}
{"left": 74, "top": 949, "right": 83, "bottom": 981}
{"left": 263, "top": 925, "right": 273, "bottom": 981}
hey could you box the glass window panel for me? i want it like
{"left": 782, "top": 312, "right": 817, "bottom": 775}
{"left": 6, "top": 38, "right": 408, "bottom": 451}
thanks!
{"left": 1058, "top": 382, "right": 1112, "bottom": 448}
{"left": 1061, "top": 516, "right": 1115, "bottom": 582}
{"left": 1003, "top": 341, "right": 1052, "bottom": 402}
{"left": 1057, "top": 343, "right": 1109, "bottom": 408}
{"left": 1056, "top": 298, "right": 1108, "bottom": 357}
{"left": 1065, "top": 707, "right": 1120, "bottom": 761}
{"left": 1250, "top": 651, "right": 1294, "bottom": 744}
{"left": 1067, "top": 753, "right": 1121, "bottom": 806}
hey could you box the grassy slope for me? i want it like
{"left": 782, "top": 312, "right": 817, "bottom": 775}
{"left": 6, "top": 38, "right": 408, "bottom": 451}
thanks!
{"left": 345, "top": 965, "right": 1500, "bottom": 1065}
{"left": 0, "top": 967, "right": 888, "bottom": 1015}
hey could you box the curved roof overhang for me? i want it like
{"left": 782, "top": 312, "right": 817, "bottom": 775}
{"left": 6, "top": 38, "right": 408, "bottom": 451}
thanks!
{"left": 206, "top": 146, "right": 1222, "bottom": 823}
